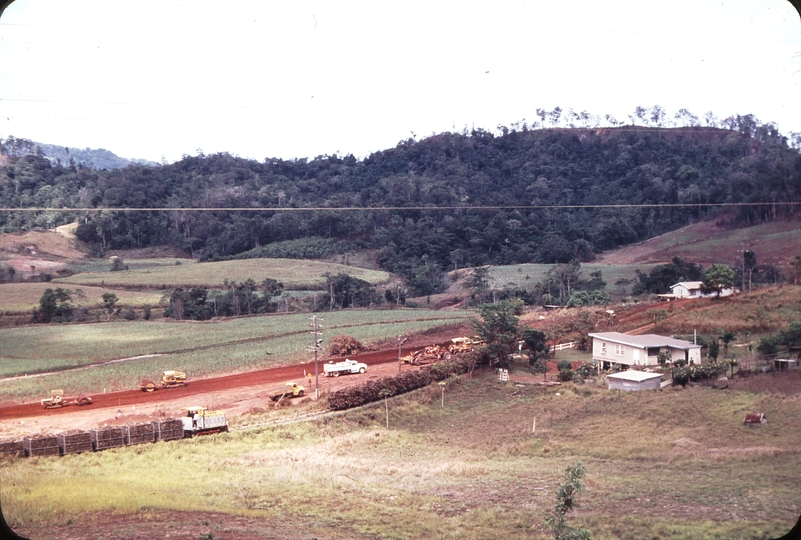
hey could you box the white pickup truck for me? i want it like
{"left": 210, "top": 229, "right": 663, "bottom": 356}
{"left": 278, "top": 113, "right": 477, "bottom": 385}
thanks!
{"left": 323, "top": 359, "right": 368, "bottom": 377}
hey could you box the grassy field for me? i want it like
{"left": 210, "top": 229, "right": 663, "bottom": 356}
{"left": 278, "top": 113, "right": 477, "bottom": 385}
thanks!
{"left": 2, "top": 368, "right": 799, "bottom": 539}
{"left": 486, "top": 263, "right": 656, "bottom": 292}
{"left": 66, "top": 257, "right": 193, "bottom": 273}
{"left": 0, "top": 282, "right": 166, "bottom": 313}
{"left": 54, "top": 258, "right": 393, "bottom": 290}
{"left": 621, "top": 284, "right": 801, "bottom": 339}
{"left": 0, "top": 310, "right": 473, "bottom": 401}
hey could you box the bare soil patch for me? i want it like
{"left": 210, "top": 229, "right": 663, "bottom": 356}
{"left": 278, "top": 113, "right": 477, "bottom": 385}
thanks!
{"left": 0, "top": 229, "right": 86, "bottom": 278}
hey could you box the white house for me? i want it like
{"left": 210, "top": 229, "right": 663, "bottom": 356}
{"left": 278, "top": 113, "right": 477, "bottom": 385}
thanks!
{"left": 670, "top": 281, "right": 736, "bottom": 298}
{"left": 588, "top": 332, "right": 702, "bottom": 368}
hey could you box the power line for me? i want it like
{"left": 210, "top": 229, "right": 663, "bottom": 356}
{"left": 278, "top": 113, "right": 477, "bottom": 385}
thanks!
{"left": 1, "top": 202, "right": 799, "bottom": 213}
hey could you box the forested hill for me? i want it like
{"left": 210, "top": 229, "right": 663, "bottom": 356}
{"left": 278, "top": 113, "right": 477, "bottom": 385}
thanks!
{"left": 0, "top": 136, "right": 157, "bottom": 170}
{"left": 1, "top": 123, "right": 800, "bottom": 295}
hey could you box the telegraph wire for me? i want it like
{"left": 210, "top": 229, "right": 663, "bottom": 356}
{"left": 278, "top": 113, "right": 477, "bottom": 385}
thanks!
{"left": 0, "top": 202, "right": 799, "bottom": 213}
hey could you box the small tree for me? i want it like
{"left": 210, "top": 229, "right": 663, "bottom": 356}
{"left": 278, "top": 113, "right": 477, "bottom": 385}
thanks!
{"left": 110, "top": 257, "right": 128, "bottom": 272}
{"left": 35, "top": 287, "right": 73, "bottom": 323}
{"left": 545, "top": 463, "right": 592, "bottom": 540}
{"left": 700, "top": 263, "right": 735, "bottom": 298}
{"left": 379, "top": 388, "right": 394, "bottom": 428}
{"left": 523, "top": 328, "right": 549, "bottom": 380}
{"left": 101, "top": 292, "right": 118, "bottom": 321}
{"left": 720, "top": 331, "right": 737, "bottom": 357}
{"left": 707, "top": 339, "right": 719, "bottom": 362}
{"left": 471, "top": 301, "right": 521, "bottom": 366}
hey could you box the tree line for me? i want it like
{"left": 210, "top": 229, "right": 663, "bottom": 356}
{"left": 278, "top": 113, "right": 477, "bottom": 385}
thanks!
{"left": 2, "top": 112, "right": 800, "bottom": 296}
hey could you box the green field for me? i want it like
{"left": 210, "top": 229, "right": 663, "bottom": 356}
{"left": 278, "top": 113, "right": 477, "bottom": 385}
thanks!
{"left": 487, "top": 263, "right": 656, "bottom": 290}
{"left": 0, "top": 309, "right": 472, "bottom": 401}
{"left": 2, "top": 369, "right": 798, "bottom": 539}
{"left": 0, "top": 282, "right": 166, "bottom": 313}
{"left": 54, "top": 258, "right": 393, "bottom": 290}
{"left": 67, "top": 257, "right": 194, "bottom": 273}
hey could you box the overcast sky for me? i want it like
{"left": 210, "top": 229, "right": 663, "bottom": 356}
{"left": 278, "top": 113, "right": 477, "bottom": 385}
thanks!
{"left": 1, "top": 0, "right": 800, "bottom": 164}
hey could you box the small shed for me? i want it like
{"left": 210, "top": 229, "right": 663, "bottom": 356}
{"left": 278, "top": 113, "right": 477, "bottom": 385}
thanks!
{"left": 607, "top": 370, "right": 663, "bottom": 392}
{"left": 774, "top": 358, "right": 798, "bottom": 371}
{"left": 744, "top": 413, "right": 767, "bottom": 425}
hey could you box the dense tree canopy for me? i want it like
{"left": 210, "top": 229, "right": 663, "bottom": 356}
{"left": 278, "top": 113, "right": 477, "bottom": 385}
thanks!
{"left": 2, "top": 119, "right": 800, "bottom": 295}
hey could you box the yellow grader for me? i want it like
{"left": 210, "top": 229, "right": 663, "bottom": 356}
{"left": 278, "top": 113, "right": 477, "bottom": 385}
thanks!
{"left": 41, "top": 389, "right": 93, "bottom": 409}
{"left": 140, "top": 370, "right": 188, "bottom": 392}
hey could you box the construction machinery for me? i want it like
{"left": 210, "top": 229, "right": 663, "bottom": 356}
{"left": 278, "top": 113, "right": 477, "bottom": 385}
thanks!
{"left": 403, "top": 344, "right": 451, "bottom": 365}
{"left": 41, "top": 389, "right": 93, "bottom": 409}
{"left": 270, "top": 382, "right": 306, "bottom": 402}
{"left": 140, "top": 370, "right": 188, "bottom": 392}
{"left": 181, "top": 407, "right": 228, "bottom": 436}
{"left": 448, "top": 336, "right": 485, "bottom": 354}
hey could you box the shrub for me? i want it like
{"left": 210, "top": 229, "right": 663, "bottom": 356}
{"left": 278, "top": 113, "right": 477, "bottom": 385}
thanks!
{"left": 557, "top": 360, "right": 572, "bottom": 371}
{"left": 557, "top": 369, "right": 574, "bottom": 382}
{"left": 574, "top": 363, "right": 595, "bottom": 378}
{"left": 328, "top": 335, "right": 367, "bottom": 356}
{"left": 328, "top": 358, "right": 472, "bottom": 410}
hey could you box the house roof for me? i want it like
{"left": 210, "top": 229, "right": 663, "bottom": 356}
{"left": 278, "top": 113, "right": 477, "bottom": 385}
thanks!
{"left": 670, "top": 281, "right": 702, "bottom": 290}
{"left": 607, "top": 371, "right": 663, "bottom": 382}
{"left": 588, "top": 332, "right": 701, "bottom": 350}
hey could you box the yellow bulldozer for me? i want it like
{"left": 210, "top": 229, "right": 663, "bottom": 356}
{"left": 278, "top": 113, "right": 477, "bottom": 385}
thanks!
{"left": 448, "top": 336, "right": 486, "bottom": 354}
{"left": 140, "top": 370, "right": 188, "bottom": 392}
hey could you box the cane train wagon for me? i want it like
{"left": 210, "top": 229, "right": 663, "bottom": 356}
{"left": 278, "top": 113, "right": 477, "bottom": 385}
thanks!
{"left": 1, "top": 409, "right": 228, "bottom": 460}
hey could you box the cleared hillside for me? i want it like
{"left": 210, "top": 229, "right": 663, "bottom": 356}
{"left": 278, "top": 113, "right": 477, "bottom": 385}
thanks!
{"left": 597, "top": 217, "right": 801, "bottom": 266}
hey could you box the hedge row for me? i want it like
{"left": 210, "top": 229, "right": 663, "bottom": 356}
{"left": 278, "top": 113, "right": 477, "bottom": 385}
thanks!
{"left": 327, "top": 358, "right": 472, "bottom": 410}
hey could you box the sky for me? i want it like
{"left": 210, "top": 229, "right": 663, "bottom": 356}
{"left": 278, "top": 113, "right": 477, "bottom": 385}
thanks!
{"left": 0, "top": 0, "right": 800, "bottom": 164}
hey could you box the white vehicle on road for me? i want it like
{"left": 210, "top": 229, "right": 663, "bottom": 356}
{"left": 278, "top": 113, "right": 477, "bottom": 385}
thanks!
{"left": 323, "top": 359, "right": 368, "bottom": 377}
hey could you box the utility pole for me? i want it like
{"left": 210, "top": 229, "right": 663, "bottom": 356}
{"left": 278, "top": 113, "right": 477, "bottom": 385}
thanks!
{"left": 397, "top": 335, "right": 408, "bottom": 374}
{"left": 309, "top": 315, "right": 324, "bottom": 399}
{"left": 741, "top": 243, "right": 746, "bottom": 294}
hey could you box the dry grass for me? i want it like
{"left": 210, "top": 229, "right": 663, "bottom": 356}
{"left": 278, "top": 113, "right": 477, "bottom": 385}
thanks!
{"left": 0, "top": 282, "right": 165, "bottom": 313}
{"left": 647, "top": 285, "right": 801, "bottom": 337}
{"left": 54, "top": 258, "right": 393, "bottom": 290}
{"left": 596, "top": 217, "right": 801, "bottom": 266}
{"left": 3, "top": 368, "right": 799, "bottom": 539}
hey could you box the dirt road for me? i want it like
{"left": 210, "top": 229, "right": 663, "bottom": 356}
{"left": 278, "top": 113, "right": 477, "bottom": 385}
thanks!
{"left": 0, "top": 339, "right": 447, "bottom": 438}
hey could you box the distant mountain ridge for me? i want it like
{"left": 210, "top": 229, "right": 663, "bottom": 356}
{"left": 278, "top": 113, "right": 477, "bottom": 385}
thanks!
{"left": 0, "top": 136, "right": 157, "bottom": 169}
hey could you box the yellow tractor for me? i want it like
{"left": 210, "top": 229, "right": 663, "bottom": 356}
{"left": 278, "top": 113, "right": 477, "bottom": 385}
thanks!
{"left": 41, "top": 389, "right": 93, "bottom": 409}
{"left": 270, "top": 382, "right": 306, "bottom": 402}
{"left": 140, "top": 370, "right": 188, "bottom": 392}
